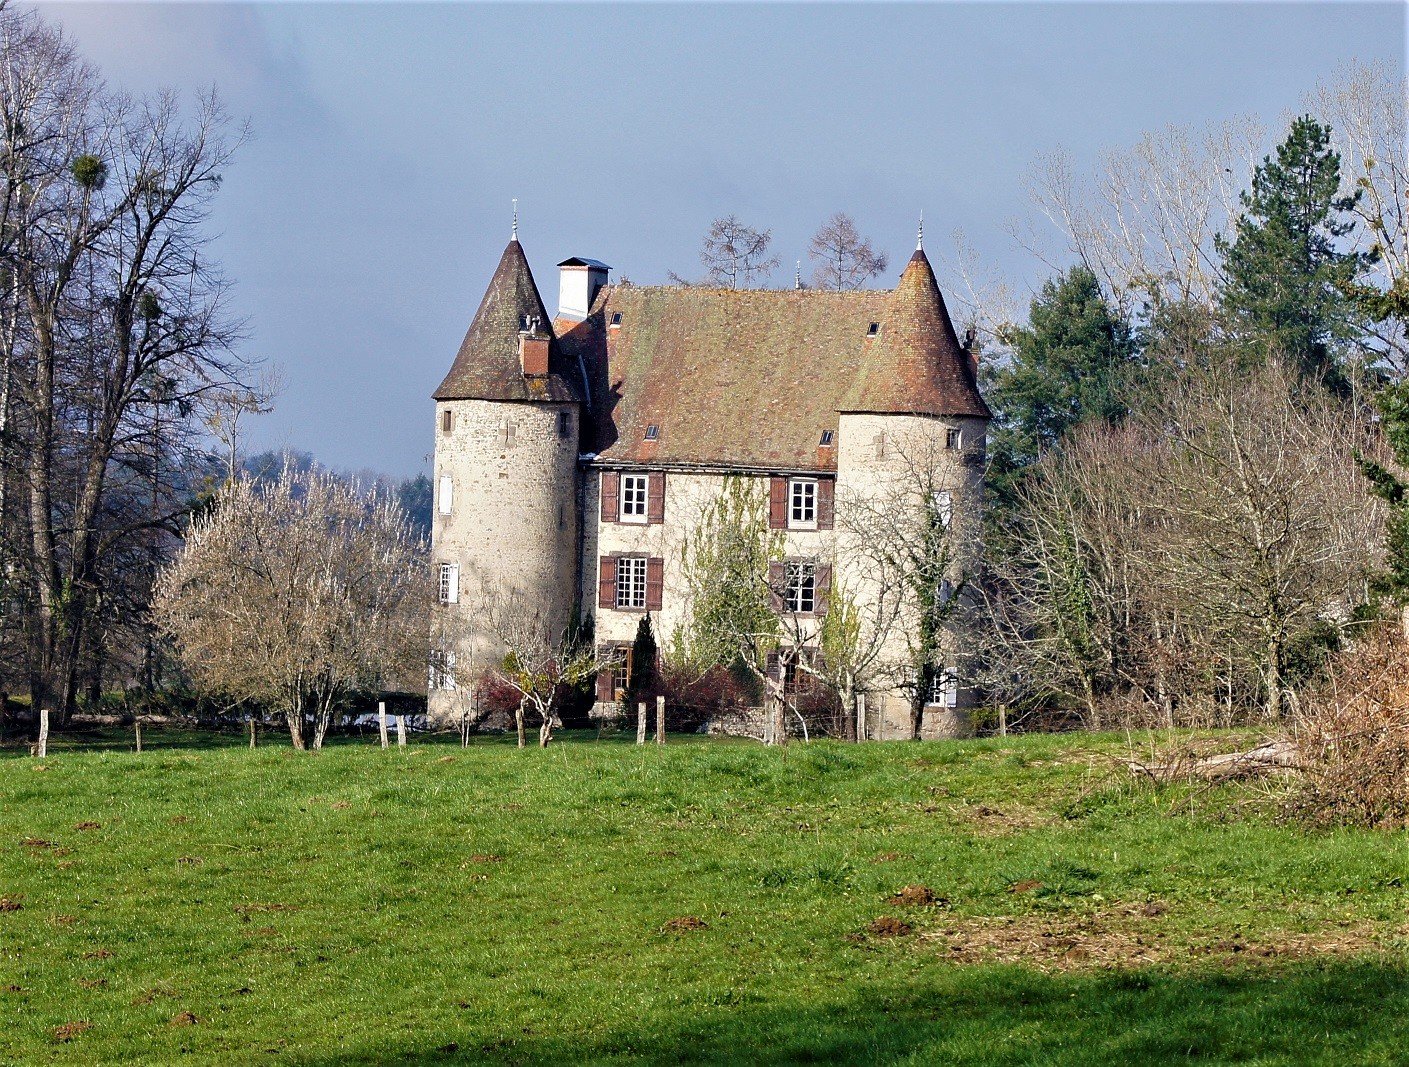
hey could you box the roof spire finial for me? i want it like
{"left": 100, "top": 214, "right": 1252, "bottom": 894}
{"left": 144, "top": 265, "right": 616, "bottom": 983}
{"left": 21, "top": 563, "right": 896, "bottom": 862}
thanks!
{"left": 916, "top": 210, "right": 924, "bottom": 251}
{"left": 512, "top": 198, "right": 518, "bottom": 242}
{"left": 794, "top": 260, "right": 802, "bottom": 290}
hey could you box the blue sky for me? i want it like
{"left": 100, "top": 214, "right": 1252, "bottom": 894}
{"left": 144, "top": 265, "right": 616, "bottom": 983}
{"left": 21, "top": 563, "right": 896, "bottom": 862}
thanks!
{"left": 40, "top": 2, "right": 1408, "bottom": 477}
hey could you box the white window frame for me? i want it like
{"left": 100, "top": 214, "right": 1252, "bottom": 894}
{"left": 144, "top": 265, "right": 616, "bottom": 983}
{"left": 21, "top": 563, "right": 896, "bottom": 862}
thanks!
{"left": 784, "top": 561, "right": 816, "bottom": 615}
{"left": 438, "top": 562, "right": 460, "bottom": 604}
{"left": 620, "top": 474, "right": 649, "bottom": 523}
{"left": 430, "top": 649, "right": 457, "bottom": 691}
{"left": 616, "top": 556, "right": 648, "bottom": 609}
{"left": 789, "top": 478, "right": 817, "bottom": 530}
{"left": 945, "top": 427, "right": 962, "bottom": 450}
{"left": 930, "top": 669, "right": 958, "bottom": 708}
{"left": 438, "top": 474, "right": 453, "bottom": 516}
{"left": 933, "top": 490, "right": 953, "bottom": 528}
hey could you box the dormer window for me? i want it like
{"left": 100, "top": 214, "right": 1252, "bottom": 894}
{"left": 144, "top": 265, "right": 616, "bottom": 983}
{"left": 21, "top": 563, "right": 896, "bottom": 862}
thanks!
{"left": 818, "top": 430, "right": 834, "bottom": 447}
{"left": 644, "top": 424, "right": 659, "bottom": 441}
{"left": 867, "top": 322, "right": 880, "bottom": 336}
{"left": 610, "top": 312, "right": 623, "bottom": 327}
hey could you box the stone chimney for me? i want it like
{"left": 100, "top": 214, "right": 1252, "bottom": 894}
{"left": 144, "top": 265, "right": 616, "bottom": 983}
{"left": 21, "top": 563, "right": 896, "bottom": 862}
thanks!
{"left": 556, "top": 257, "right": 610, "bottom": 322}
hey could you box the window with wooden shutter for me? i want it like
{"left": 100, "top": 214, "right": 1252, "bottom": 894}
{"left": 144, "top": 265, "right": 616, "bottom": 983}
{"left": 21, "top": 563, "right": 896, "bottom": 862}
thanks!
{"left": 814, "top": 563, "right": 832, "bottom": 616}
{"left": 438, "top": 562, "right": 459, "bottom": 605}
{"left": 621, "top": 475, "right": 648, "bottom": 522}
{"left": 768, "top": 477, "right": 788, "bottom": 529}
{"left": 617, "top": 557, "right": 648, "bottom": 609}
{"left": 438, "top": 474, "right": 453, "bottom": 516}
{"left": 767, "top": 560, "right": 786, "bottom": 612}
{"left": 816, "top": 479, "right": 835, "bottom": 530}
{"left": 595, "top": 665, "right": 614, "bottom": 703}
{"left": 645, "top": 557, "right": 664, "bottom": 611}
{"left": 600, "top": 471, "right": 620, "bottom": 522}
{"left": 597, "top": 556, "right": 617, "bottom": 608}
{"left": 647, "top": 472, "right": 666, "bottom": 524}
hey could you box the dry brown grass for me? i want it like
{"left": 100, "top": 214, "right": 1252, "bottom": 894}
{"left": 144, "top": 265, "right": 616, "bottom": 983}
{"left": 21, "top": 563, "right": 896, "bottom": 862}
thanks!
{"left": 1292, "top": 626, "right": 1409, "bottom": 827}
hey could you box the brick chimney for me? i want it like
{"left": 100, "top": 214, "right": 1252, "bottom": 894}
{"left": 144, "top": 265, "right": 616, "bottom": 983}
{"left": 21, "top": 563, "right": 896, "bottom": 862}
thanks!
{"left": 519, "top": 315, "right": 550, "bottom": 377}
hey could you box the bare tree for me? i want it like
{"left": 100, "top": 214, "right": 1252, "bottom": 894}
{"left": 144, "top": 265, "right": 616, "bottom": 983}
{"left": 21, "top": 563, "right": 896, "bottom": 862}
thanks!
{"left": 697, "top": 215, "right": 780, "bottom": 289}
{"left": 153, "top": 469, "right": 429, "bottom": 751}
{"left": 807, "top": 213, "right": 888, "bottom": 290}
{"left": 472, "top": 590, "right": 597, "bottom": 748}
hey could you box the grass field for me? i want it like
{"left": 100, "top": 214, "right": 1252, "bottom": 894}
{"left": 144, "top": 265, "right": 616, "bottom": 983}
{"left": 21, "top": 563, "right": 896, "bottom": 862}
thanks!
{"left": 2, "top": 728, "right": 1408, "bottom": 1065}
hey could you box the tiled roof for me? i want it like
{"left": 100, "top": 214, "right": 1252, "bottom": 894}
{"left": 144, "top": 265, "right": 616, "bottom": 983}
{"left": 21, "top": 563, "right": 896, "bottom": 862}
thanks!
{"left": 554, "top": 248, "right": 989, "bottom": 471}
{"left": 433, "top": 241, "right": 584, "bottom": 403}
{"left": 841, "top": 250, "right": 991, "bottom": 419}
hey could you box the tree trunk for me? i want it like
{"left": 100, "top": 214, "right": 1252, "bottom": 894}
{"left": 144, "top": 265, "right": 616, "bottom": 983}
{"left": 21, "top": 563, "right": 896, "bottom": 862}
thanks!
{"left": 286, "top": 692, "right": 307, "bottom": 751}
{"left": 515, "top": 699, "right": 526, "bottom": 749}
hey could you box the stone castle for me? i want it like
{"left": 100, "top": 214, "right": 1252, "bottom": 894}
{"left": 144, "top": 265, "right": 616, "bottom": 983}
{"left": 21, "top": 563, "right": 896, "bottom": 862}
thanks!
{"left": 428, "top": 225, "right": 990, "bottom": 740}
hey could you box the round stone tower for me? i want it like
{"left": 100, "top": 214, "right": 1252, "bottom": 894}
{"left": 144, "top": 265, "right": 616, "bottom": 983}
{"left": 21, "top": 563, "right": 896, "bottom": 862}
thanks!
{"left": 835, "top": 238, "right": 991, "bottom": 740}
{"left": 428, "top": 237, "right": 583, "bottom": 724}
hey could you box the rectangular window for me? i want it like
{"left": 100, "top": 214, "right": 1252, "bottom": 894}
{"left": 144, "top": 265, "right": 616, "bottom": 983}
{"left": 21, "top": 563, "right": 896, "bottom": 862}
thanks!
{"left": 616, "top": 556, "right": 648, "bottom": 609}
{"left": 612, "top": 646, "right": 632, "bottom": 700}
{"left": 930, "top": 670, "right": 958, "bottom": 708}
{"left": 784, "top": 561, "right": 816, "bottom": 614}
{"left": 946, "top": 427, "right": 961, "bottom": 450}
{"left": 934, "top": 490, "right": 953, "bottom": 527}
{"left": 430, "top": 649, "right": 457, "bottom": 691}
{"left": 438, "top": 562, "right": 459, "bottom": 604}
{"left": 441, "top": 409, "right": 454, "bottom": 434}
{"left": 621, "top": 474, "right": 648, "bottom": 521}
{"left": 558, "top": 411, "right": 572, "bottom": 438}
{"left": 438, "top": 474, "right": 453, "bottom": 516}
{"left": 789, "top": 479, "right": 817, "bottom": 529}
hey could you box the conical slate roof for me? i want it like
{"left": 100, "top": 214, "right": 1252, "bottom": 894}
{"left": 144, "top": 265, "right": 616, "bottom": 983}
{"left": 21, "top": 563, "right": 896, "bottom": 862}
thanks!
{"left": 840, "top": 248, "right": 990, "bottom": 418}
{"left": 433, "top": 240, "right": 583, "bottom": 403}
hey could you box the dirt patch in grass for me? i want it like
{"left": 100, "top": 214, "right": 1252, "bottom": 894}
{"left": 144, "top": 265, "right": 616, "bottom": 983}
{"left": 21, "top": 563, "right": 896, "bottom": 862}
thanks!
{"left": 73, "top": 821, "right": 100, "bottom": 831}
{"left": 661, "top": 916, "right": 708, "bottom": 933}
{"left": 132, "top": 987, "right": 179, "bottom": 1006}
{"left": 330, "top": 800, "right": 351, "bottom": 810}
{"left": 866, "top": 916, "right": 913, "bottom": 938}
{"left": 50, "top": 913, "right": 77, "bottom": 926}
{"left": 168, "top": 815, "right": 189, "bottom": 826}
{"left": 82, "top": 949, "right": 111, "bottom": 960}
{"left": 922, "top": 907, "right": 1405, "bottom": 972}
{"left": 21, "top": 837, "right": 54, "bottom": 848}
{"left": 53, "top": 1021, "right": 93, "bottom": 1041}
{"left": 4, "top": 984, "right": 22, "bottom": 993}
{"left": 952, "top": 802, "right": 1057, "bottom": 835}
{"left": 0, "top": 895, "right": 23, "bottom": 912}
{"left": 169, "top": 1011, "right": 199, "bottom": 1026}
{"left": 469, "top": 853, "right": 503, "bottom": 864}
{"left": 1009, "top": 879, "right": 1044, "bottom": 894}
{"left": 436, "top": 756, "right": 457, "bottom": 764}
{"left": 886, "top": 884, "right": 948, "bottom": 908}
{"left": 76, "top": 978, "right": 106, "bottom": 989}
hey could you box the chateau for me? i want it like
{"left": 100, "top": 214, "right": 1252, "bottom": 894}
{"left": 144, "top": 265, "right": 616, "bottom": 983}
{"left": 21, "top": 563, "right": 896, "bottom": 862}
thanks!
{"left": 428, "top": 225, "right": 990, "bottom": 740}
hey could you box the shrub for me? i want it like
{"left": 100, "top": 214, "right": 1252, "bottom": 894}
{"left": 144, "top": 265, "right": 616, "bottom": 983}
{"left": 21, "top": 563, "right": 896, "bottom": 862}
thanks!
{"left": 1291, "top": 625, "right": 1409, "bottom": 827}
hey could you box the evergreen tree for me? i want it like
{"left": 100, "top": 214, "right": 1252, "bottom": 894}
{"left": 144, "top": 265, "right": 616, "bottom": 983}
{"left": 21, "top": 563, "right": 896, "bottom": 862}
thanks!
{"left": 1217, "top": 115, "right": 1370, "bottom": 383}
{"left": 986, "top": 265, "right": 1136, "bottom": 494}
{"left": 624, "top": 613, "right": 659, "bottom": 714}
{"left": 1359, "top": 382, "right": 1409, "bottom": 604}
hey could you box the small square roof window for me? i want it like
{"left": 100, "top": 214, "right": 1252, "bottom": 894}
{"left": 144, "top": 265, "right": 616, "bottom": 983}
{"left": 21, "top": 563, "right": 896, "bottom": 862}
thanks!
{"left": 867, "top": 322, "right": 880, "bottom": 336}
{"left": 610, "top": 312, "right": 623, "bottom": 326}
{"left": 818, "top": 430, "right": 834, "bottom": 447}
{"left": 644, "top": 424, "right": 659, "bottom": 441}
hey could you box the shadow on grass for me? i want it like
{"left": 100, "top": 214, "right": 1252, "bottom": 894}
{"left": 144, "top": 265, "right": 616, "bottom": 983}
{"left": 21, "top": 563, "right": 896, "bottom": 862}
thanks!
{"left": 282, "top": 959, "right": 1409, "bottom": 1066}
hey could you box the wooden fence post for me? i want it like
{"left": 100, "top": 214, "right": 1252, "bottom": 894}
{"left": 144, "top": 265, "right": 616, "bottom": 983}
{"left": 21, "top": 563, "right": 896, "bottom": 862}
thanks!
{"left": 856, "top": 694, "right": 866, "bottom": 743}
{"left": 636, "top": 702, "right": 647, "bottom": 745}
{"left": 249, "top": 712, "right": 257, "bottom": 750}
{"left": 37, "top": 708, "right": 48, "bottom": 759}
{"left": 134, "top": 718, "right": 143, "bottom": 754}
{"left": 655, "top": 695, "right": 665, "bottom": 746}
{"left": 395, "top": 714, "right": 406, "bottom": 749}
{"left": 378, "top": 702, "right": 389, "bottom": 750}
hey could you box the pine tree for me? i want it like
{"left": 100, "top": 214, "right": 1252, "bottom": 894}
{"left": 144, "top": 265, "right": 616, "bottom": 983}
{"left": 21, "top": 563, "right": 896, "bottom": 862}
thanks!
{"left": 986, "top": 265, "right": 1136, "bottom": 491}
{"left": 1217, "top": 115, "right": 1370, "bottom": 383}
{"left": 624, "top": 613, "right": 659, "bottom": 714}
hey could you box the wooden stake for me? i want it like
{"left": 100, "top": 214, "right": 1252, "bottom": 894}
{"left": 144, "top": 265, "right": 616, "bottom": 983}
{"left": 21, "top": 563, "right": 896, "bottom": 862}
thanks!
{"left": 134, "top": 718, "right": 142, "bottom": 754}
{"left": 37, "top": 708, "right": 48, "bottom": 759}
{"left": 250, "top": 712, "right": 257, "bottom": 750}
{"left": 378, "top": 702, "right": 389, "bottom": 750}
{"left": 655, "top": 695, "right": 665, "bottom": 745}
{"left": 636, "top": 702, "right": 647, "bottom": 745}
{"left": 856, "top": 694, "right": 866, "bottom": 743}
{"left": 395, "top": 714, "right": 406, "bottom": 749}
{"left": 999, "top": 704, "right": 1008, "bottom": 737}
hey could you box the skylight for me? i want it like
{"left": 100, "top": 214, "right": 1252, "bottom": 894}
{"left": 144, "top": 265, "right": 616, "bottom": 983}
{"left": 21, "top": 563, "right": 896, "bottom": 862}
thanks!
{"left": 644, "top": 424, "right": 659, "bottom": 441}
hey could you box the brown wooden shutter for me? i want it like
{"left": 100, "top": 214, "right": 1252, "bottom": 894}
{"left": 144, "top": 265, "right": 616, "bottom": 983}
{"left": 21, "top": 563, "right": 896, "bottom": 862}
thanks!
{"left": 769, "top": 477, "right": 788, "bottom": 529}
{"left": 647, "top": 472, "right": 666, "bottom": 524}
{"left": 645, "top": 557, "right": 665, "bottom": 611}
{"left": 595, "top": 663, "right": 613, "bottom": 703}
{"left": 767, "top": 560, "right": 786, "bottom": 613}
{"left": 814, "top": 563, "right": 831, "bottom": 616}
{"left": 600, "top": 471, "right": 620, "bottom": 523}
{"left": 816, "top": 479, "right": 835, "bottom": 530}
{"left": 598, "top": 556, "right": 617, "bottom": 609}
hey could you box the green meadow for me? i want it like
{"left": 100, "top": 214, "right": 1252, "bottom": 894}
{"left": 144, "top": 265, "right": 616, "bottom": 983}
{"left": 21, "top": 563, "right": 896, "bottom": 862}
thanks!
{"left": 2, "top": 730, "right": 1407, "bottom": 1065}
